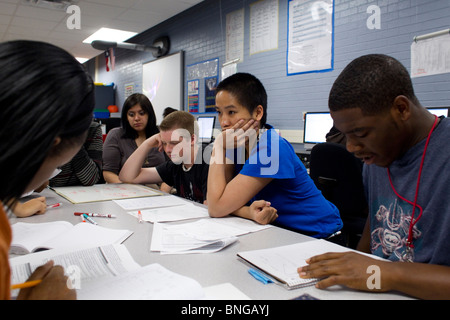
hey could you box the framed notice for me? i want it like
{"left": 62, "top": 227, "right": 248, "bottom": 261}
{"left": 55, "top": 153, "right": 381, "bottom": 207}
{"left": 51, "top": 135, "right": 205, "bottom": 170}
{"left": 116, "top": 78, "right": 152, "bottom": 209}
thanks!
{"left": 287, "top": 0, "right": 334, "bottom": 75}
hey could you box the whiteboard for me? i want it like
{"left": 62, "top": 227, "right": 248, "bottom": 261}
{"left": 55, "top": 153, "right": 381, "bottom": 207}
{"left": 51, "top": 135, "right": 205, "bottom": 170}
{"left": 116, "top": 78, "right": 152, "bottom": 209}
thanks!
{"left": 142, "top": 51, "right": 184, "bottom": 125}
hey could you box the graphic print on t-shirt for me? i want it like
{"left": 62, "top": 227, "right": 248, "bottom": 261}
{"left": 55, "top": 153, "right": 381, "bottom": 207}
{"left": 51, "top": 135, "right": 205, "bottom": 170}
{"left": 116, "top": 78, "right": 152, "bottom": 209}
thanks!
{"left": 371, "top": 198, "right": 422, "bottom": 261}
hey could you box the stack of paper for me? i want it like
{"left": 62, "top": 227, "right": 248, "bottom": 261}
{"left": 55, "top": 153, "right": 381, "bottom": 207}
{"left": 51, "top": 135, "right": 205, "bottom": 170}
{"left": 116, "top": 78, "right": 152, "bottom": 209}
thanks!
{"left": 151, "top": 216, "right": 271, "bottom": 254}
{"left": 113, "top": 193, "right": 272, "bottom": 255}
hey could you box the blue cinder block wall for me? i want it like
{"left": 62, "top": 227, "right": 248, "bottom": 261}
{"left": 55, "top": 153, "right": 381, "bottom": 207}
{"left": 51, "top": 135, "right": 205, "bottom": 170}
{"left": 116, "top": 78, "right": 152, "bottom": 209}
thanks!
{"left": 90, "top": 0, "right": 450, "bottom": 130}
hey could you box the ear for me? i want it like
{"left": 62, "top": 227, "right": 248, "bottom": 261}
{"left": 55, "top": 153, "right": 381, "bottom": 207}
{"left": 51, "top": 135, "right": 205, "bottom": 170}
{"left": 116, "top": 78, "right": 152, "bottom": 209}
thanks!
{"left": 391, "top": 95, "right": 411, "bottom": 121}
{"left": 191, "top": 133, "right": 197, "bottom": 146}
{"left": 53, "top": 136, "right": 62, "bottom": 147}
{"left": 253, "top": 105, "right": 264, "bottom": 122}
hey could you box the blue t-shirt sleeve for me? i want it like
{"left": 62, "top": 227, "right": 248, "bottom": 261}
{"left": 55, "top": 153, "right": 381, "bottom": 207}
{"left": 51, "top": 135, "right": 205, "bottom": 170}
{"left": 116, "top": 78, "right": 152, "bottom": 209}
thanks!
{"left": 240, "top": 129, "right": 296, "bottom": 179}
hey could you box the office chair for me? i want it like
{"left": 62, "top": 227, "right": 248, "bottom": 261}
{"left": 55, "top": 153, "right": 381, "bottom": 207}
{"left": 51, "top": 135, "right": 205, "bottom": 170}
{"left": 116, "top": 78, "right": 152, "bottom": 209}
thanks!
{"left": 309, "top": 142, "right": 368, "bottom": 249}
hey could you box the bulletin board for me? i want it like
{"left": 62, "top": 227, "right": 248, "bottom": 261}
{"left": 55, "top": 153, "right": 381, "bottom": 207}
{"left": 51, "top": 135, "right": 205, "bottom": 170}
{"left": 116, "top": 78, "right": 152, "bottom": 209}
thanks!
{"left": 186, "top": 58, "right": 219, "bottom": 114}
{"left": 143, "top": 51, "right": 184, "bottom": 125}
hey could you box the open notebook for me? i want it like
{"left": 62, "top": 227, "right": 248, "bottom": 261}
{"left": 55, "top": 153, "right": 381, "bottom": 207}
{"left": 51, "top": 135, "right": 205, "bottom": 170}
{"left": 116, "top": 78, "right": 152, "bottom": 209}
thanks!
{"left": 10, "top": 221, "right": 132, "bottom": 254}
{"left": 237, "top": 239, "right": 380, "bottom": 290}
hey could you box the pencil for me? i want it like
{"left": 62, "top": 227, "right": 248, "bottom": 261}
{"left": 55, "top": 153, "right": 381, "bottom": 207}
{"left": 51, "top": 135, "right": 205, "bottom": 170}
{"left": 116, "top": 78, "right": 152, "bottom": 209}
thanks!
{"left": 11, "top": 279, "right": 42, "bottom": 290}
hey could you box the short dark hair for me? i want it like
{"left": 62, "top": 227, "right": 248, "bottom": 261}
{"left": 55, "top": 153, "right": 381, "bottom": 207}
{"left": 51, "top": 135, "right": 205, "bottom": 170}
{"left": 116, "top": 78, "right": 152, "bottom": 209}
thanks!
{"left": 0, "top": 40, "right": 95, "bottom": 204}
{"left": 163, "top": 107, "right": 177, "bottom": 118}
{"left": 216, "top": 73, "right": 267, "bottom": 127}
{"left": 121, "top": 93, "right": 159, "bottom": 139}
{"left": 329, "top": 54, "right": 419, "bottom": 115}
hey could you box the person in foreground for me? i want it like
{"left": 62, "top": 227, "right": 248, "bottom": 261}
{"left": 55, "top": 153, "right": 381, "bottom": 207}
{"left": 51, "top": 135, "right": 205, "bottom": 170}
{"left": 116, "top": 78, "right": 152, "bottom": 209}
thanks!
{"left": 298, "top": 54, "right": 450, "bottom": 299}
{"left": 0, "top": 40, "right": 96, "bottom": 299}
{"left": 208, "top": 73, "right": 342, "bottom": 236}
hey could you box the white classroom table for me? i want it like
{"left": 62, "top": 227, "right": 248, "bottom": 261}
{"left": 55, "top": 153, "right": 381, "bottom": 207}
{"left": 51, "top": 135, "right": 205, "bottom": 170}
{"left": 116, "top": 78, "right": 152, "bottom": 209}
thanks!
{"left": 9, "top": 187, "right": 413, "bottom": 301}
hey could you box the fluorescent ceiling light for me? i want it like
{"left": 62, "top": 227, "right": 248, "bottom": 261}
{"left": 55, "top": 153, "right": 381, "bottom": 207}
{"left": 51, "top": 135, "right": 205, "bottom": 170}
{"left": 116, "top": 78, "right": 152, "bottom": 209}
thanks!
{"left": 76, "top": 57, "right": 88, "bottom": 63}
{"left": 83, "top": 27, "right": 138, "bottom": 44}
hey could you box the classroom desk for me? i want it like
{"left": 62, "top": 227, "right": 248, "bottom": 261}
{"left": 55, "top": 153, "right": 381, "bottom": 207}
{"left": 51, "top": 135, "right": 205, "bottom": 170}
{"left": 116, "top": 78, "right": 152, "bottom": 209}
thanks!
{"left": 9, "top": 188, "right": 413, "bottom": 301}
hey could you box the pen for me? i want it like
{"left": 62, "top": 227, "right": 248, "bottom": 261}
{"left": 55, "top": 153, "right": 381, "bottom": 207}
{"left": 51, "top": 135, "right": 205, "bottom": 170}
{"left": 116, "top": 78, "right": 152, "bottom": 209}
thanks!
{"left": 83, "top": 214, "right": 98, "bottom": 225}
{"left": 248, "top": 268, "right": 273, "bottom": 285}
{"left": 80, "top": 215, "right": 86, "bottom": 223}
{"left": 74, "top": 212, "right": 116, "bottom": 218}
{"left": 47, "top": 202, "right": 62, "bottom": 209}
{"left": 325, "top": 230, "right": 342, "bottom": 240}
{"left": 138, "top": 210, "right": 143, "bottom": 223}
{"left": 11, "top": 279, "right": 42, "bottom": 290}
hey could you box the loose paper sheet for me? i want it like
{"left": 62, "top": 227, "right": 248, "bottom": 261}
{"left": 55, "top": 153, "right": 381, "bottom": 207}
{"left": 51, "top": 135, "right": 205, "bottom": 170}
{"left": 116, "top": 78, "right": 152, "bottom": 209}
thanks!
{"left": 127, "top": 203, "right": 209, "bottom": 223}
{"left": 411, "top": 33, "right": 450, "bottom": 78}
{"left": 250, "top": 0, "right": 279, "bottom": 55}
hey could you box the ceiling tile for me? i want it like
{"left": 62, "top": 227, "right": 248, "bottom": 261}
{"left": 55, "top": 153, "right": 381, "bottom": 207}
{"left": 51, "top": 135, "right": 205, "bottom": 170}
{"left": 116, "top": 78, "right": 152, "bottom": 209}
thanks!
{"left": 0, "top": 0, "right": 205, "bottom": 60}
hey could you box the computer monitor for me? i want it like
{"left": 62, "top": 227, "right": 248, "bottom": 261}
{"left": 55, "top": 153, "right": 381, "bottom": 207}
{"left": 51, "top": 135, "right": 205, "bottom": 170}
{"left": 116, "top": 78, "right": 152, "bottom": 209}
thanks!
{"left": 197, "top": 116, "right": 216, "bottom": 143}
{"left": 427, "top": 107, "right": 449, "bottom": 117}
{"left": 303, "top": 112, "right": 333, "bottom": 146}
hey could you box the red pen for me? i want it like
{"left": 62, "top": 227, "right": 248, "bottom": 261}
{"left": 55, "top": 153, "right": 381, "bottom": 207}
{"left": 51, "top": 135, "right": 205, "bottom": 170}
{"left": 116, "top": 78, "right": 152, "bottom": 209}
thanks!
{"left": 47, "top": 203, "right": 62, "bottom": 209}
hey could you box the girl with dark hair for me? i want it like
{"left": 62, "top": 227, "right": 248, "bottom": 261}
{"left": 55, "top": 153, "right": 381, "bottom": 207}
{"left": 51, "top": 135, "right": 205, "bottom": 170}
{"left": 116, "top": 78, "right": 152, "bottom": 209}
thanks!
{"left": 102, "top": 93, "right": 165, "bottom": 183}
{"left": 0, "top": 40, "right": 95, "bottom": 299}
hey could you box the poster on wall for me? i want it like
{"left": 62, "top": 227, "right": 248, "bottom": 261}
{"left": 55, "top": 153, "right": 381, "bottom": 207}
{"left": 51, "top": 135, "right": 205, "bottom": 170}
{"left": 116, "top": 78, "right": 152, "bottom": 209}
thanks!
{"left": 205, "top": 76, "right": 218, "bottom": 113}
{"left": 287, "top": 0, "right": 334, "bottom": 76}
{"left": 221, "top": 60, "right": 238, "bottom": 81}
{"left": 124, "top": 83, "right": 134, "bottom": 98}
{"left": 226, "top": 8, "right": 245, "bottom": 63}
{"left": 186, "top": 58, "right": 219, "bottom": 113}
{"left": 188, "top": 80, "right": 199, "bottom": 113}
{"left": 250, "top": 0, "right": 279, "bottom": 55}
{"left": 411, "top": 33, "right": 450, "bottom": 78}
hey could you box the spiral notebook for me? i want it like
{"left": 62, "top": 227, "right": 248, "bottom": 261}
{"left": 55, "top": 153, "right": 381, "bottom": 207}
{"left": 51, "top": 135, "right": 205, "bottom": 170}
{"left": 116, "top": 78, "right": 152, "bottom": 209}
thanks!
{"left": 237, "top": 239, "right": 358, "bottom": 290}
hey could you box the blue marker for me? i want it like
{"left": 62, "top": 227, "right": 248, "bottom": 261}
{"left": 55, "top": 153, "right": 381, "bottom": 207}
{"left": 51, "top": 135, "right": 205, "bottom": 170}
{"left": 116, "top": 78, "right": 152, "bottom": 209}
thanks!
{"left": 83, "top": 214, "right": 97, "bottom": 225}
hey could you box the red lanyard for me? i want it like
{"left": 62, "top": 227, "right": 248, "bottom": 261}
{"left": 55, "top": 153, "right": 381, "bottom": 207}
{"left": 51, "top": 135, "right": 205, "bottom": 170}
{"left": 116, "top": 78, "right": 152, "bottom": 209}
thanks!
{"left": 387, "top": 115, "right": 438, "bottom": 250}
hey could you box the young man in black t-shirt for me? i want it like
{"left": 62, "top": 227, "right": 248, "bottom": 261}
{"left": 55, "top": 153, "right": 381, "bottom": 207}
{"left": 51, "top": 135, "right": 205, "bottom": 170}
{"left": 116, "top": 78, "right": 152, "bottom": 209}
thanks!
{"left": 119, "top": 111, "right": 209, "bottom": 204}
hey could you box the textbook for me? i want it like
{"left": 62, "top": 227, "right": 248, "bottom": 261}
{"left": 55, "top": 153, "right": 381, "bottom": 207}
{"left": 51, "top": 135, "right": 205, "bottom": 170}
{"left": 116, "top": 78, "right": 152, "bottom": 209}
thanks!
{"left": 9, "top": 244, "right": 205, "bottom": 300}
{"left": 10, "top": 221, "right": 133, "bottom": 255}
{"left": 237, "top": 239, "right": 378, "bottom": 290}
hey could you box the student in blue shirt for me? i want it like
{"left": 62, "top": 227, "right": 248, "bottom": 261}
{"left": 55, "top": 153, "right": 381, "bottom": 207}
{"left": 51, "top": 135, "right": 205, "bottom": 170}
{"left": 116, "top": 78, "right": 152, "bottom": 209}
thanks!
{"left": 207, "top": 73, "right": 342, "bottom": 238}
